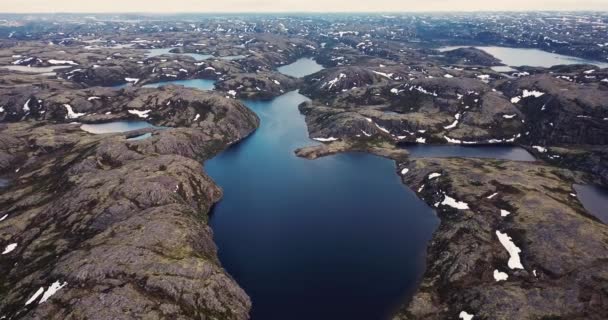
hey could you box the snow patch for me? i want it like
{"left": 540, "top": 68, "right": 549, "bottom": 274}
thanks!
{"left": 128, "top": 109, "right": 151, "bottom": 118}
{"left": 428, "top": 173, "right": 442, "bottom": 180}
{"left": 441, "top": 195, "right": 469, "bottom": 210}
{"left": 496, "top": 231, "right": 524, "bottom": 270}
{"left": 313, "top": 137, "right": 338, "bottom": 142}
{"left": 459, "top": 311, "right": 474, "bottom": 320}
{"left": 2, "top": 243, "right": 17, "bottom": 254}
{"left": 493, "top": 269, "right": 509, "bottom": 282}
{"left": 64, "top": 104, "right": 85, "bottom": 119}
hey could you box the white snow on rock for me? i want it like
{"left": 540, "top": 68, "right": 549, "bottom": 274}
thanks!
{"left": 416, "top": 137, "right": 427, "bottom": 144}
{"left": 87, "top": 96, "right": 101, "bottom": 101}
{"left": 313, "top": 137, "right": 338, "bottom": 142}
{"left": 441, "top": 195, "right": 470, "bottom": 210}
{"left": 23, "top": 99, "right": 31, "bottom": 112}
{"left": 532, "top": 146, "right": 547, "bottom": 153}
{"left": 502, "top": 114, "right": 517, "bottom": 119}
{"left": 228, "top": 90, "right": 237, "bottom": 97}
{"left": 0, "top": 106, "right": 4, "bottom": 113}
{"left": 0, "top": 214, "right": 7, "bottom": 221}
{"left": 124, "top": 77, "right": 139, "bottom": 84}
{"left": 493, "top": 269, "right": 509, "bottom": 282}
{"left": 48, "top": 59, "right": 78, "bottom": 65}
{"left": 428, "top": 173, "right": 442, "bottom": 180}
{"left": 64, "top": 104, "right": 85, "bottom": 119}
{"left": 401, "top": 168, "right": 409, "bottom": 175}
{"left": 25, "top": 287, "right": 45, "bottom": 305}
{"left": 128, "top": 109, "right": 151, "bottom": 118}
{"left": 372, "top": 70, "right": 394, "bottom": 79}
{"left": 324, "top": 73, "right": 346, "bottom": 89}
{"left": 510, "top": 96, "right": 521, "bottom": 104}
{"left": 459, "top": 311, "right": 474, "bottom": 320}
{"left": 522, "top": 90, "right": 544, "bottom": 98}
{"left": 272, "top": 79, "right": 281, "bottom": 85}
{"left": 193, "top": 114, "right": 200, "bottom": 121}
{"left": 487, "top": 192, "right": 499, "bottom": 199}
{"left": 2, "top": 243, "right": 17, "bottom": 254}
{"left": 375, "top": 123, "right": 390, "bottom": 134}
{"left": 444, "top": 74, "right": 454, "bottom": 78}
{"left": 444, "top": 113, "right": 461, "bottom": 130}
{"left": 39, "top": 281, "right": 68, "bottom": 304}
{"left": 496, "top": 230, "right": 525, "bottom": 270}
{"left": 500, "top": 209, "right": 511, "bottom": 217}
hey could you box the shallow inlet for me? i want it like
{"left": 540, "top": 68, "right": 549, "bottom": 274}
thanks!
{"left": 438, "top": 46, "right": 608, "bottom": 68}
{"left": 574, "top": 184, "right": 608, "bottom": 224}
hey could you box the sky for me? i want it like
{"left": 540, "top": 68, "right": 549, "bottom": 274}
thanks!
{"left": 0, "top": 0, "right": 607, "bottom": 13}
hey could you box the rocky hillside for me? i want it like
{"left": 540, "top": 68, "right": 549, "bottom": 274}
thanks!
{"left": 0, "top": 88, "right": 259, "bottom": 319}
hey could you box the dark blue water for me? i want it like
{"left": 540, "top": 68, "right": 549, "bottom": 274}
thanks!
{"left": 574, "top": 184, "right": 608, "bottom": 224}
{"left": 143, "top": 79, "right": 216, "bottom": 90}
{"left": 277, "top": 58, "right": 325, "bottom": 78}
{"left": 406, "top": 145, "right": 536, "bottom": 161}
{"left": 205, "top": 91, "right": 438, "bottom": 320}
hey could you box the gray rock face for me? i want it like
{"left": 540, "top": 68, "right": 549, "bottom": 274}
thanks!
{"left": 393, "top": 158, "right": 608, "bottom": 320}
{"left": 0, "top": 87, "right": 259, "bottom": 319}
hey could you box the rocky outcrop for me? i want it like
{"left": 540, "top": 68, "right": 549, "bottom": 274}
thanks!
{"left": 499, "top": 74, "right": 608, "bottom": 146}
{"left": 0, "top": 88, "right": 259, "bottom": 319}
{"left": 393, "top": 158, "right": 608, "bottom": 320}
{"left": 214, "top": 71, "right": 302, "bottom": 100}
{"left": 439, "top": 47, "right": 503, "bottom": 66}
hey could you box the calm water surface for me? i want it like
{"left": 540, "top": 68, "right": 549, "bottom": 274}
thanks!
{"left": 277, "top": 57, "right": 325, "bottom": 78}
{"left": 80, "top": 121, "right": 156, "bottom": 134}
{"left": 145, "top": 48, "right": 213, "bottom": 61}
{"left": 202, "top": 59, "right": 438, "bottom": 319}
{"left": 574, "top": 184, "right": 608, "bottom": 224}
{"left": 405, "top": 145, "right": 536, "bottom": 162}
{"left": 439, "top": 46, "right": 608, "bottom": 68}
{"left": 206, "top": 91, "right": 438, "bottom": 320}
{"left": 143, "top": 78, "right": 216, "bottom": 90}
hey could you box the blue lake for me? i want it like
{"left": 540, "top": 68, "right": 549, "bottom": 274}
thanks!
{"left": 80, "top": 121, "right": 156, "bottom": 134}
{"left": 145, "top": 48, "right": 213, "bottom": 61}
{"left": 143, "top": 78, "right": 216, "bottom": 90}
{"left": 405, "top": 145, "right": 536, "bottom": 162}
{"left": 205, "top": 91, "right": 438, "bottom": 320}
{"left": 439, "top": 46, "right": 608, "bottom": 68}
{"left": 277, "top": 58, "right": 324, "bottom": 78}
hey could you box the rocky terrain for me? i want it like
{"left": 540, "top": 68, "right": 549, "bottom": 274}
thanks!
{"left": 393, "top": 158, "right": 608, "bottom": 319}
{"left": 0, "top": 12, "right": 607, "bottom": 320}
{"left": 0, "top": 86, "right": 259, "bottom": 319}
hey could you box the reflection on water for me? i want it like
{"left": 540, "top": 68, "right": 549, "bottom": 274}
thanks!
{"left": 574, "top": 184, "right": 608, "bottom": 224}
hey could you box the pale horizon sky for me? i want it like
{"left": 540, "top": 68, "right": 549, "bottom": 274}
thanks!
{"left": 0, "top": 0, "right": 607, "bottom": 13}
